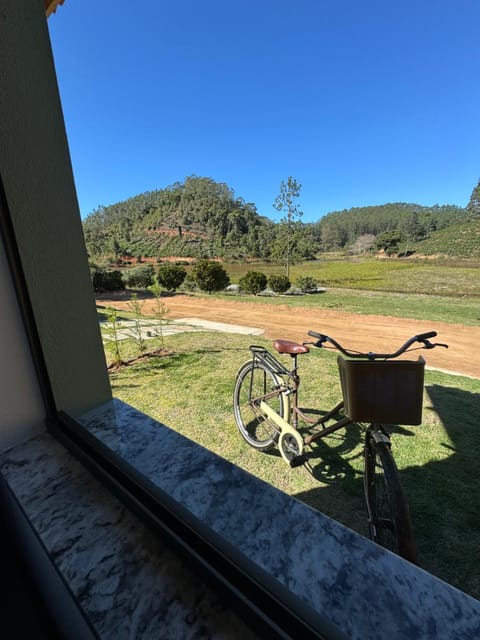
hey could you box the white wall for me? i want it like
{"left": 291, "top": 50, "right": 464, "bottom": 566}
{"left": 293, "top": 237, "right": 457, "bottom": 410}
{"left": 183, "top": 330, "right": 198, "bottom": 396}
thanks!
{"left": 0, "top": 238, "right": 45, "bottom": 452}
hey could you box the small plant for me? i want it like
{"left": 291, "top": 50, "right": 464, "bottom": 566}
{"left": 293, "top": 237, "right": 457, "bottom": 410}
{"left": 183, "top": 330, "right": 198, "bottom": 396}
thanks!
{"left": 239, "top": 271, "right": 267, "bottom": 295}
{"left": 268, "top": 274, "right": 291, "bottom": 293}
{"left": 104, "top": 307, "right": 123, "bottom": 365}
{"left": 149, "top": 280, "right": 169, "bottom": 347}
{"left": 127, "top": 293, "right": 147, "bottom": 355}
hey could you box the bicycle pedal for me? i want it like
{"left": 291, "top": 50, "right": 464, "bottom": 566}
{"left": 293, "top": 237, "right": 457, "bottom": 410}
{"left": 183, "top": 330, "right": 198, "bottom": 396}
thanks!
{"left": 289, "top": 455, "right": 307, "bottom": 468}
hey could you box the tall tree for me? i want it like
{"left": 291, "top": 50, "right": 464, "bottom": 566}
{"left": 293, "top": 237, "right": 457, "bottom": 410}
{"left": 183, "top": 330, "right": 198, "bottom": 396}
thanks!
{"left": 467, "top": 177, "right": 480, "bottom": 217}
{"left": 272, "top": 176, "right": 303, "bottom": 278}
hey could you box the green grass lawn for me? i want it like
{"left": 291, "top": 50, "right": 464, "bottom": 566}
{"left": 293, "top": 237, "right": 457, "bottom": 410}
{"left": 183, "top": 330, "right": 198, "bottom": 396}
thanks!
{"left": 218, "top": 287, "right": 480, "bottom": 326}
{"left": 104, "top": 329, "right": 480, "bottom": 599}
{"left": 223, "top": 256, "right": 480, "bottom": 295}
{"left": 207, "top": 256, "right": 480, "bottom": 326}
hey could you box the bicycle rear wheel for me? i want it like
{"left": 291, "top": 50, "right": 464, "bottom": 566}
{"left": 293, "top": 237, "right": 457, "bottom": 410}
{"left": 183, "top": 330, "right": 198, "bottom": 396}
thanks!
{"left": 364, "top": 426, "right": 417, "bottom": 563}
{"left": 233, "top": 360, "right": 288, "bottom": 451}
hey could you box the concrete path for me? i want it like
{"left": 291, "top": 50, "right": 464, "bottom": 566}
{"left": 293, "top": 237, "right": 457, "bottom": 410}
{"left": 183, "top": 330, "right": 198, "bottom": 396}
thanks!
{"left": 101, "top": 317, "right": 264, "bottom": 343}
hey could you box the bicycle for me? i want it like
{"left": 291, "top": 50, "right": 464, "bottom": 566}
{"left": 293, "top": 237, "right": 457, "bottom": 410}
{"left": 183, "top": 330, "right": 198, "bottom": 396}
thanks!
{"left": 233, "top": 330, "right": 448, "bottom": 562}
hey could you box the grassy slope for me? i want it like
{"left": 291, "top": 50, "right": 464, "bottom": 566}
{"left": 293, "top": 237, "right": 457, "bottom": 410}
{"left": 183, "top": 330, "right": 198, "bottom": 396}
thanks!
{"left": 411, "top": 218, "right": 480, "bottom": 258}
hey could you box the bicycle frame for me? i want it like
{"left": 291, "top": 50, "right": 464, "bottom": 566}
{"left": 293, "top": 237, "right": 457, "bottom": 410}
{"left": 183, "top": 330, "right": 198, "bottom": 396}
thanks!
{"left": 247, "top": 345, "right": 368, "bottom": 464}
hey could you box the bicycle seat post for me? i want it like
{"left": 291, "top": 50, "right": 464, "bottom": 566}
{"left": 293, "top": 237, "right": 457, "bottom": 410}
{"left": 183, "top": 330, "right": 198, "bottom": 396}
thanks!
{"left": 289, "top": 353, "right": 300, "bottom": 429}
{"left": 272, "top": 339, "right": 309, "bottom": 431}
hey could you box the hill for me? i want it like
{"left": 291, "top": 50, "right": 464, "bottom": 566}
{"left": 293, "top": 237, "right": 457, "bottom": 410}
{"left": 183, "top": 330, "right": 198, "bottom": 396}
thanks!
{"left": 411, "top": 218, "right": 480, "bottom": 259}
{"left": 83, "top": 176, "right": 276, "bottom": 261}
{"left": 313, "top": 203, "right": 467, "bottom": 251}
{"left": 82, "top": 176, "right": 471, "bottom": 262}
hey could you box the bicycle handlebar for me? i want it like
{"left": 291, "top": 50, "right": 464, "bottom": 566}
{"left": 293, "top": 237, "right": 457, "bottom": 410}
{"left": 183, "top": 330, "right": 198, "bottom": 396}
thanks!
{"left": 306, "top": 330, "right": 448, "bottom": 360}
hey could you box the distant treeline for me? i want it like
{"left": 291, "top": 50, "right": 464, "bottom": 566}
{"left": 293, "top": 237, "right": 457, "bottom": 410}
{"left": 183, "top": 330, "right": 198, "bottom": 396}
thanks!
{"left": 82, "top": 175, "right": 473, "bottom": 262}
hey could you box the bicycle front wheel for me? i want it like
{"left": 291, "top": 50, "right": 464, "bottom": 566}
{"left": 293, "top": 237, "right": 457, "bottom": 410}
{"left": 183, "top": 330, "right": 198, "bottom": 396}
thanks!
{"left": 364, "top": 426, "right": 417, "bottom": 563}
{"left": 233, "top": 360, "right": 288, "bottom": 451}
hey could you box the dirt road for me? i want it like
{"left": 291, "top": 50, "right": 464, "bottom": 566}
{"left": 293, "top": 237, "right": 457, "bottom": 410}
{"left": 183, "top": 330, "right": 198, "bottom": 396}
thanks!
{"left": 98, "top": 293, "right": 480, "bottom": 378}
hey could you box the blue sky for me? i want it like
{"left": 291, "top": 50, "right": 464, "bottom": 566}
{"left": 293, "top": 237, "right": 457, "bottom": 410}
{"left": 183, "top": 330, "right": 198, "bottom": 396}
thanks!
{"left": 48, "top": 1, "right": 480, "bottom": 222}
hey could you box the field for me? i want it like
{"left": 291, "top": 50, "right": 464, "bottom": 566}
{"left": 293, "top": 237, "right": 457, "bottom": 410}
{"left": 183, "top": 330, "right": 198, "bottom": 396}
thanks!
{"left": 222, "top": 255, "right": 480, "bottom": 297}
{"left": 98, "top": 257, "right": 480, "bottom": 599}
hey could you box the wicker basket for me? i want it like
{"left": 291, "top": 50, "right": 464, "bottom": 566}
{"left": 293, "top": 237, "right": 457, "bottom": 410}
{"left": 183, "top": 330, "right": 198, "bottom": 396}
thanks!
{"left": 337, "top": 356, "right": 425, "bottom": 425}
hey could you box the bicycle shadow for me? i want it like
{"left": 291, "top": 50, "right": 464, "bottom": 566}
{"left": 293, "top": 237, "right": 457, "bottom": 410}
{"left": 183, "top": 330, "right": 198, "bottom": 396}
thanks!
{"left": 301, "top": 418, "right": 363, "bottom": 485}
{"left": 293, "top": 383, "right": 480, "bottom": 599}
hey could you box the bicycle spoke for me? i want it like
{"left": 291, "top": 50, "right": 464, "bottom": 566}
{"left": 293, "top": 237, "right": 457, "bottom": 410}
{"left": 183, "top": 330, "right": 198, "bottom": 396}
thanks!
{"left": 233, "top": 360, "right": 287, "bottom": 451}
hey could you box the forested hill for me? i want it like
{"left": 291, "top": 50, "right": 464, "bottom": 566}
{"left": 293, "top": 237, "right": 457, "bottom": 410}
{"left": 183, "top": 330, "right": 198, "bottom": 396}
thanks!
{"left": 83, "top": 176, "right": 277, "bottom": 261}
{"left": 83, "top": 175, "right": 470, "bottom": 261}
{"left": 313, "top": 202, "right": 467, "bottom": 250}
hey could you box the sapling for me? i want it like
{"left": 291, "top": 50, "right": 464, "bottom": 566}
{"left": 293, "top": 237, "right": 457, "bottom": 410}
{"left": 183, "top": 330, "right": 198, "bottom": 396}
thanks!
{"left": 150, "top": 279, "right": 169, "bottom": 347}
{"left": 127, "top": 293, "right": 147, "bottom": 355}
{"left": 105, "top": 307, "right": 123, "bottom": 365}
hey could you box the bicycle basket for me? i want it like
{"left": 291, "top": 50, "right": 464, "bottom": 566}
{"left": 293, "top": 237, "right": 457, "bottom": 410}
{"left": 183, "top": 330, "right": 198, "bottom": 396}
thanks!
{"left": 337, "top": 356, "right": 425, "bottom": 425}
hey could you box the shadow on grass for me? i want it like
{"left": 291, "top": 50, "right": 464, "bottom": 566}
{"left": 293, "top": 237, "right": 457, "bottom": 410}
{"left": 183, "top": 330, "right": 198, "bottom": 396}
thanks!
{"left": 96, "top": 289, "right": 193, "bottom": 301}
{"left": 293, "top": 383, "right": 480, "bottom": 598}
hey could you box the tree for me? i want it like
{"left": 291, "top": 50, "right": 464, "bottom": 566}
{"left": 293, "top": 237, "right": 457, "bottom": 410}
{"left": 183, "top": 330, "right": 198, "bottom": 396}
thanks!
{"left": 192, "top": 260, "right": 230, "bottom": 293}
{"left": 239, "top": 271, "right": 267, "bottom": 295}
{"left": 351, "top": 234, "right": 376, "bottom": 255}
{"left": 90, "top": 265, "right": 125, "bottom": 292}
{"left": 374, "top": 231, "right": 404, "bottom": 256}
{"left": 467, "top": 177, "right": 480, "bottom": 217}
{"left": 272, "top": 176, "right": 303, "bottom": 278}
{"left": 296, "top": 275, "right": 318, "bottom": 293}
{"left": 157, "top": 264, "right": 187, "bottom": 291}
{"left": 268, "top": 274, "right": 291, "bottom": 293}
{"left": 401, "top": 211, "right": 425, "bottom": 242}
{"left": 123, "top": 264, "right": 155, "bottom": 288}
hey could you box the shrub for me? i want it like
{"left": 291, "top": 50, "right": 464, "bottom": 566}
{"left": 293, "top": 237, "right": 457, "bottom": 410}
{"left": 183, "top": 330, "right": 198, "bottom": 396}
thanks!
{"left": 192, "top": 260, "right": 230, "bottom": 293}
{"left": 157, "top": 264, "right": 187, "bottom": 291}
{"left": 123, "top": 264, "right": 155, "bottom": 288}
{"left": 375, "top": 231, "right": 404, "bottom": 256}
{"left": 268, "top": 274, "right": 291, "bottom": 293}
{"left": 180, "top": 274, "right": 198, "bottom": 292}
{"left": 91, "top": 266, "right": 125, "bottom": 292}
{"left": 296, "top": 275, "right": 318, "bottom": 293}
{"left": 239, "top": 271, "right": 268, "bottom": 295}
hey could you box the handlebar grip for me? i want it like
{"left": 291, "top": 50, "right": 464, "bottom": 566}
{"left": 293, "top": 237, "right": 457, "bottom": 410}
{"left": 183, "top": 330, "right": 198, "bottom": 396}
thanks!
{"left": 416, "top": 331, "right": 437, "bottom": 341}
{"left": 307, "top": 330, "right": 324, "bottom": 339}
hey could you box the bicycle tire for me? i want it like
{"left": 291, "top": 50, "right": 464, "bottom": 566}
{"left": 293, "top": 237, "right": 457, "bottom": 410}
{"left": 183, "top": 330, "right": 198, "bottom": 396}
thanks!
{"left": 233, "top": 359, "right": 289, "bottom": 451}
{"left": 364, "top": 426, "right": 417, "bottom": 563}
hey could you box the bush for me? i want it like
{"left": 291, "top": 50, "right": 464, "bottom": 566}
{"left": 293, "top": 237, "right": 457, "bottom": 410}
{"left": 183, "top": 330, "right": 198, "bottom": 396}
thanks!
{"left": 123, "top": 264, "right": 155, "bottom": 288}
{"left": 180, "top": 274, "right": 198, "bottom": 292}
{"left": 192, "top": 260, "right": 230, "bottom": 293}
{"left": 375, "top": 231, "right": 404, "bottom": 256}
{"left": 296, "top": 275, "right": 318, "bottom": 293}
{"left": 268, "top": 274, "right": 291, "bottom": 293}
{"left": 91, "top": 266, "right": 125, "bottom": 292}
{"left": 157, "top": 264, "right": 187, "bottom": 291}
{"left": 239, "top": 271, "right": 267, "bottom": 295}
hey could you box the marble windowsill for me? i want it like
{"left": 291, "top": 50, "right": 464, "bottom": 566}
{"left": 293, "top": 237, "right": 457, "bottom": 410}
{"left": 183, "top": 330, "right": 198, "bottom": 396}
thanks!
{"left": 2, "top": 398, "right": 480, "bottom": 639}
{"left": 0, "top": 431, "right": 262, "bottom": 639}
